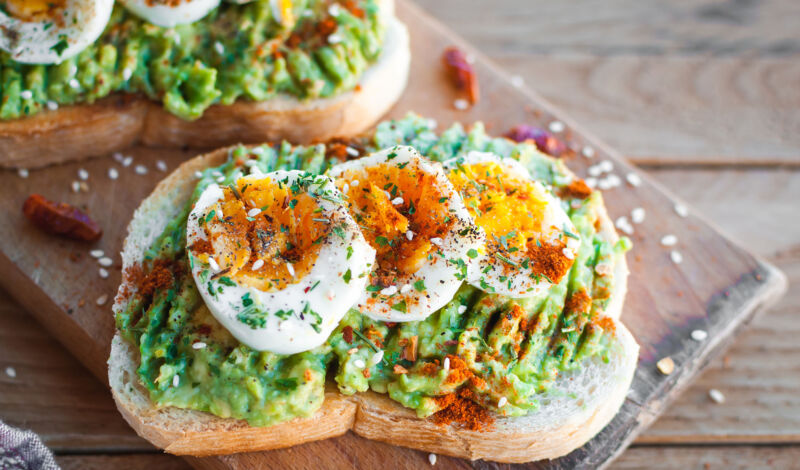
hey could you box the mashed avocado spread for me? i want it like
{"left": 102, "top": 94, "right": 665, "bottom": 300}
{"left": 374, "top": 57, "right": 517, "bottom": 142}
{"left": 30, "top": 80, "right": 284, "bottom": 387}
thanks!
{"left": 115, "top": 114, "right": 631, "bottom": 427}
{"left": 0, "top": 0, "right": 384, "bottom": 121}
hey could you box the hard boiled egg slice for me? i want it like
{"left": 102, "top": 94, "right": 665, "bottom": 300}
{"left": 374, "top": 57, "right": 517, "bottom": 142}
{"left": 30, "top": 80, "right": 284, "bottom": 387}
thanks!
{"left": 328, "top": 146, "right": 484, "bottom": 322}
{"left": 120, "top": 0, "right": 221, "bottom": 28}
{"left": 186, "top": 170, "right": 375, "bottom": 354}
{"left": 0, "top": 0, "right": 113, "bottom": 64}
{"left": 444, "top": 151, "right": 580, "bottom": 298}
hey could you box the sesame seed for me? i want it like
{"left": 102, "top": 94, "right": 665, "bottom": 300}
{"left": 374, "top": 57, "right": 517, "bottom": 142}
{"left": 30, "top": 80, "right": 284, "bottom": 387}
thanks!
{"left": 208, "top": 257, "right": 220, "bottom": 272}
{"left": 98, "top": 268, "right": 109, "bottom": 279}
{"left": 156, "top": 160, "right": 168, "bottom": 172}
{"left": 631, "top": 207, "right": 646, "bottom": 224}
{"left": 661, "top": 234, "right": 678, "bottom": 246}
{"left": 17, "top": 168, "right": 29, "bottom": 178}
{"left": 371, "top": 350, "right": 384, "bottom": 365}
{"left": 286, "top": 262, "right": 295, "bottom": 277}
{"left": 626, "top": 173, "right": 642, "bottom": 187}
{"left": 670, "top": 250, "right": 683, "bottom": 264}
{"left": 98, "top": 257, "right": 113, "bottom": 267}
{"left": 581, "top": 146, "right": 595, "bottom": 158}
{"left": 71, "top": 181, "right": 80, "bottom": 193}
{"left": 78, "top": 168, "right": 89, "bottom": 180}
{"left": 510, "top": 75, "right": 524, "bottom": 88}
{"left": 595, "top": 263, "right": 612, "bottom": 276}
{"left": 584, "top": 177, "right": 598, "bottom": 188}
{"left": 562, "top": 247, "right": 575, "bottom": 260}
{"left": 252, "top": 259, "right": 264, "bottom": 271}
{"left": 347, "top": 347, "right": 358, "bottom": 355}
{"left": 351, "top": 180, "right": 359, "bottom": 187}
{"left": 112, "top": 152, "right": 124, "bottom": 163}
{"left": 353, "top": 359, "right": 366, "bottom": 369}
{"left": 498, "top": 396, "right": 508, "bottom": 408}
{"left": 380, "top": 285, "right": 398, "bottom": 296}
{"left": 79, "top": 181, "right": 89, "bottom": 192}
{"left": 406, "top": 230, "right": 414, "bottom": 241}
{"left": 20, "top": 90, "right": 32, "bottom": 100}
{"left": 453, "top": 98, "right": 469, "bottom": 110}
{"left": 108, "top": 168, "right": 119, "bottom": 180}
{"left": 327, "top": 33, "right": 343, "bottom": 44}
{"left": 391, "top": 197, "right": 404, "bottom": 205}
{"left": 328, "top": 3, "right": 341, "bottom": 15}
{"left": 691, "top": 329, "right": 708, "bottom": 341}
{"left": 674, "top": 203, "right": 689, "bottom": 218}
{"left": 122, "top": 156, "right": 133, "bottom": 167}
{"left": 587, "top": 165, "right": 603, "bottom": 178}
{"left": 656, "top": 356, "right": 675, "bottom": 375}
{"left": 709, "top": 388, "right": 725, "bottom": 404}
{"left": 598, "top": 160, "right": 614, "bottom": 173}
{"left": 430, "top": 237, "right": 443, "bottom": 246}
{"left": 345, "top": 146, "right": 359, "bottom": 157}
{"left": 135, "top": 164, "right": 148, "bottom": 175}
{"left": 90, "top": 249, "right": 104, "bottom": 258}
{"left": 342, "top": 183, "right": 350, "bottom": 194}
{"left": 400, "top": 284, "right": 412, "bottom": 294}
{"left": 548, "top": 120, "right": 565, "bottom": 133}
{"left": 428, "top": 453, "right": 437, "bottom": 466}
{"left": 443, "top": 357, "right": 450, "bottom": 371}
{"left": 214, "top": 41, "right": 225, "bottom": 54}
{"left": 247, "top": 208, "right": 261, "bottom": 217}
{"left": 5, "top": 367, "right": 16, "bottom": 378}
{"left": 457, "top": 305, "right": 467, "bottom": 314}
{"left": 172, "top": 375, "right": 179, "bottom": 387}
{"left": 96, "top": 294, "right": 108, "bottom": 306}
{"left": 194, "top": 170, "right": 203, "bottom": 179}
{"left": 615, "top": 216, "right": 634, "bottom": 235}
{"left": 122, "top": 68, "right": 133, "bottom": 81}
{"left": 192, "top": 342, "right": 207, "bottom": 350}
{"left": 216, "top": 176, "right": 225, "bottom": 183}
{"left": 69, "top": 78, "right": 80, "bottom": 89}
{"left": 46, "top": 100, "right": 58, "bottom": 111}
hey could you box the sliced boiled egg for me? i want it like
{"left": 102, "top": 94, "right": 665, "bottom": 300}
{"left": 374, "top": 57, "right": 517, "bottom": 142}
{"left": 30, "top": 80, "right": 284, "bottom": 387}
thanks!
{"left": 186, "top": 170, "right": 375, "bottom": 354}
{"left": 0, "top": 0, "right": 114, "bottom": 64}
{"left": 444, "top": 151, "right": 580, "bottom": 298}
{"left": 328, "top": 146, "right": 484, "bottom": 322}
{"left": 120, "top": 0, "right": 221, "bottom": 28}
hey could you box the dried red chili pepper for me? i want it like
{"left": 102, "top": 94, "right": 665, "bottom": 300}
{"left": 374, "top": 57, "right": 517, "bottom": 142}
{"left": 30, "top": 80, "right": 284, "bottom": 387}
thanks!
{"left": 22, "top": 194, "right": 102, "bottom": 242}
{"left": 504, "top": 124, "right": 566, "bottom": 157}
{"left": 442, "top": 46, "right": 479, "bottom": 104}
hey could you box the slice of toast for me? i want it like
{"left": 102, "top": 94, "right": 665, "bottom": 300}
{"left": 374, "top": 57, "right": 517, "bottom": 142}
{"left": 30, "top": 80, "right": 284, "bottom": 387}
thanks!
{"left": 110, "top": 145, "right": 638, "bottom": 463}
{"left": 0, "top": 18, "right": 409, "bottom": 169}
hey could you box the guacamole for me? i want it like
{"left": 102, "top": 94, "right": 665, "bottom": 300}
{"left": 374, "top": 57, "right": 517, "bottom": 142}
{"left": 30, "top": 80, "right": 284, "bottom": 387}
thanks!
{"left": 115, "top": 114, "right": 631, "bottom": 427}
{"left": 0, "top": 0, "right": 384, "bottom": 121}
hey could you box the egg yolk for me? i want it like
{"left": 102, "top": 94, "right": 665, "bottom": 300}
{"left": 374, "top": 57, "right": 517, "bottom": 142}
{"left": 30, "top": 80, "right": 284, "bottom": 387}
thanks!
{"left": 448, "top": 161, "right": 573, "bottom": 282}
{"left": 337, "top": 161, "right": 455, "bottom": 285}
{"left": 5, "top": 0, "right": 65, "bottom": 22}
{"left": 189, "top": 178, "right": 328, "bottom": 291}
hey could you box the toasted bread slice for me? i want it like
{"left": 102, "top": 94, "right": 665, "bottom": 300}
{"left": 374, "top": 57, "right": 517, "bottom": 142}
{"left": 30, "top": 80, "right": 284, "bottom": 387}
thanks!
{"left": 110, "top": 146, "right": 637, "bottom": 463}
{"left": 0, "top": 18, "right": 409, "bottom": 169}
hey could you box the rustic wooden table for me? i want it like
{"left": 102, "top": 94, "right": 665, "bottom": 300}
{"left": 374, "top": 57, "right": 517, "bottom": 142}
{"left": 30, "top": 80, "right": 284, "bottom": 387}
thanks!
{"left": 1, "top": 1, "right": 798, "bottom": 468}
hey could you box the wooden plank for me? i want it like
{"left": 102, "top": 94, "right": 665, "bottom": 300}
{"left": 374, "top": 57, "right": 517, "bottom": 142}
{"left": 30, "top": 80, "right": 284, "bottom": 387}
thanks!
{"left": 0, "top": 2, "right": 786, "bottom": 469}
{"left": 57, "top": 454, "right": 191, "bottom": 470}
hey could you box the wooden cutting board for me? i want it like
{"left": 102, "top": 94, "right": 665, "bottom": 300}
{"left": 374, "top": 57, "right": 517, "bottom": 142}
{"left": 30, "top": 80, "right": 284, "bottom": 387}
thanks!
{"left": 0, "top": 1, "right": 786, "bottom": 469}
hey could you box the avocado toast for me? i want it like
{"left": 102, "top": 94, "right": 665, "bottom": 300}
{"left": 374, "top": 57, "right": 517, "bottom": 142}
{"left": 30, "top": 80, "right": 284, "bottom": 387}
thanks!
{"left": 110, "top": 114, "right": 638, "bottom": 462}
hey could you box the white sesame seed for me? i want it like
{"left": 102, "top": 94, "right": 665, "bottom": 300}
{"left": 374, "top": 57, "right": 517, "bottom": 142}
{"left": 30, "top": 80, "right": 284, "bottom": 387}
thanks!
{"left": 156, "top": 160, "right": 168, "bottom": 172}
{"left": 216, "top": 176, "right": 225, "bottom": 183}
{"left": 581, "top": 146, "right": 595, "bottom": 158}
{"left": 400, "top": 284, "right": 412, "bottom": 294}
{"left": 69, "top": 78, "right": 80, "bottom": 89}
{"left": 631, "top": 207, "right": 646, "bottom": 224}
{"left": 247, "top": 208, "right": 261, "bottom": 217}
{"left": 328, "top": 3, "right": 341, "bottom": 16}
{"left": 510, "top": 75, "right": 524, "bottom": 88}
{"left": 214, "top": 41, "right": 225, "bottom": 54}
{"left": 347, "top": 347, "right": 358, "bottom": 355}
{"left": 342, "top": 183, "right": 350, "bottom": 194}
{"left": 709, "top": 388, "right": 725, "bottom": 404}
{"left": 71, "top": 181, "right": 80, "bottom": 193}
{"left": 249, "top": 259, "right": 264, "bottom": 271}
{"left": 192, "top": 342, "right": 207, "bottom": 350}
{"left": 626, "top": 173, "right": 642, "bottom": 187}
{"left": 584, "top": 177, "right": 598, "bottom": 188}
{"left": 46, "top": 100, "right": 58, "bottom": 111}
{"left": 5, "top": 366, "right": 16, "bottom": 378}
{"left": 79, "top": 181, "right": 89, "bottom": 192}
{"left": 78, "top": 168, "right": 89, "bottom": 180}
{"left": 670, "top": 250, "right": 683, "bottom": 264}
{"left": 615, "top": 216, "right": 634, "bottom": 235}
{"left": 353, "top": 359, "right": 366, "bottom": 369}
{"left": 587, "top": 165, "right": 603, "bottom": 178}
{"left": 380, "top": 285, "right": 398, "bottom": 296}
{"left": 605, "top": 174, "right": 622, "bottom": 188}
{"left": 17, "top": 168, "right": 29, "bottom": 178}
{"left": 351, "top": 180, "right": 359, "bottom": 187}
{"left": 122, "top": 156, "right": 133, "bottom": 167}
{"left": 194, "top": 170, "right": 203, "bottom": 179}
{"left": 430, "top": 237, "right": 443, "bottom": 246}
{"left": 172, "top": 375, "right": 179, "bottom": 387}
{"left": 691, "top": 329, "right": 708, "bottom": 341}
{"left": 598, "top": 160, "right": 614, "bottom": 173}
{"left": 457, "top": 305, "right": 467, "bottom": 314}
{"left": 98, "top": 257, "right": 113, "bottom": 267}
{"left": 327, "top": 33, "right": 343, "bottom": 44}
{"left": 453, "top": 98, "right": 469, "bottom": 110}
{"left": 112, "top": 152, "right": 124, "bottom": 163}
{"left": 122, "top": 68, "right": 133, "bottom": 81}
{"left": 96, "top": 294, "right": 108, "bottom": 306}
{"left": 548, "top": 120, "right": 565, "bottom": 133}
{"left": 20, "top": 90, "right": 33, "bottom": 100}
{"left": 406, "top": 230, "right": 414, "bottom": 241}
{"left": 562, "top": 247, "right": 575, "bottom": 260}
{"left": 371, "top": 350, "right": 384, "bottom": 365}
{"left": 135, "top": 164, "right": 148, "bottom": 175}
{"left": 98, "top": 268, "right": 109, "bottom": 279}
{"left": 108, "top": 168, "right": 119, "bottom": 180}
{"left": 345, "top": 146, "right": 359, "bottom": 157}
{"left": 428, "top": 453, "right": 437, "bottom": 466}
{"left": 286, "top": 262, "right": 295, "bottom": 277}
{"left": 443, "top": 357, "right": 450, "bottom": 371}
{"left": 498, "top": 396, "right": 508, "bottom": 408}
{"left": 208, "top": 257, "right": 220, "bottom": 272}
{"left": 90, "top": 249, "right": 104, "bottom": 258}
{"left": 391, "top": 197, "right": 404, "bottom": 205}
{"left": 674, "top": 203, "right": 689, "bottom": 218}
{"left": 661, "top": 234, "right": 678, "bottom": 246}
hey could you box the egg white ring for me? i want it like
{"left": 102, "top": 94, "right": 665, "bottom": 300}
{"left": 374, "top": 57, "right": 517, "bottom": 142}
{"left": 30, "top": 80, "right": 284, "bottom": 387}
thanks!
{"left": 444, "top": 151, "right": 581, "bottom": 298}
{"left": 120, "top": 0, "right": 221, "bottom": 28}
{"left": 0, "top": 0, "right": 114, "bottom": 64}
{"left": 328, "top": 146, "right": 485, "bottom": 322}
{"left": 186, "top": 170, "right": 376, "bottom": 354}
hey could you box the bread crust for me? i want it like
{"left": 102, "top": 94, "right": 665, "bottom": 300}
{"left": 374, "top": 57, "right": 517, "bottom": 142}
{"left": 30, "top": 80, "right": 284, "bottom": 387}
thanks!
{"left": 0, "top": 18, "right": 410, "bottom": 169}
{"left": 110, "top": 144, "right": 637, "bottom": 463}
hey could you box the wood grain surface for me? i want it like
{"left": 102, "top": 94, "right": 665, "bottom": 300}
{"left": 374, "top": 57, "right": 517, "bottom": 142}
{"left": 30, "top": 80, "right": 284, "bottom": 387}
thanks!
{"left": 0, "top": 0, "right": 796, "bottom": 469}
